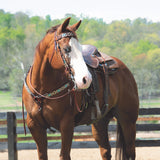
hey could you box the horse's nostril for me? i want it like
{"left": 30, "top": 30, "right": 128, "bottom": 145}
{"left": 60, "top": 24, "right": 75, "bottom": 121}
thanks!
{"left": 83, "top": 77, "right": 87, "bottom": 84}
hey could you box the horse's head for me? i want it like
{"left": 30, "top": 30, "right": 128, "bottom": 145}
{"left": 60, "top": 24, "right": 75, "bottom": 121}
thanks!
{"left": 46, "top": 17, "right": 92, "bottom": 90}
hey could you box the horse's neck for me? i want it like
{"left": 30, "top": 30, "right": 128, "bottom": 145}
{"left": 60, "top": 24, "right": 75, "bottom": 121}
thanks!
{"left": 30, "top": 49, "right": 66, "bottom": 94}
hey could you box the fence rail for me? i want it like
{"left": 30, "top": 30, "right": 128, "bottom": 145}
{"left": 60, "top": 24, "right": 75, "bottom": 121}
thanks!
{"left": 0, "top": 108, "right": 160, "bottom": 159}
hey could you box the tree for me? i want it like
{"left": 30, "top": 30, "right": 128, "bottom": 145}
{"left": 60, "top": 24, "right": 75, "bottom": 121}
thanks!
{"left": 0, "top": 11, "right": 160, "bottom": 98}
{"left": 104, "top": 21, "right": 130, "bottom": 47}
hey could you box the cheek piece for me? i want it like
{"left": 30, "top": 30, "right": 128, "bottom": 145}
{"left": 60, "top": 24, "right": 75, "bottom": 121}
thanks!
{"left": 54, "top": 31, "right": 77, "bottom": 89}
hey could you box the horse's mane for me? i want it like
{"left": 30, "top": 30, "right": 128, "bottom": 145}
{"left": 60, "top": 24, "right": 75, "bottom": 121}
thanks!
{"left": 46, "top": 24, "right": 61, "bottom": 34}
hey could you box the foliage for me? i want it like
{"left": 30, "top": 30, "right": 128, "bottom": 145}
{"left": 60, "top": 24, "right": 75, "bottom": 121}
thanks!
{"left": 0, "top": 10, "right": 160, "bottom": 99}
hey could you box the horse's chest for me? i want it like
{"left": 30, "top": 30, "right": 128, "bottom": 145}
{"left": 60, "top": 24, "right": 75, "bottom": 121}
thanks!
{"left": 43, "top": 101, "right": 72, "bottom": 129}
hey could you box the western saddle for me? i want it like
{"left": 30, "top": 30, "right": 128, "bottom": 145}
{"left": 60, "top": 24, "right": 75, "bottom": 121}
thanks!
{"left": 81, "top": 45, "right": 119, "bottom": 121}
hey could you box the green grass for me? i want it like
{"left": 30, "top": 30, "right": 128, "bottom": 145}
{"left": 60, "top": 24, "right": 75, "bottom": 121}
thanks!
{"left": 0, "top": 91, "right": 21, "bottom": 111}
{"left": 140, "top": 99, "right": 160, "bottom": 108}
{"left": 0, "top": 91, "right": 160, "bottom": 111}
{"left": 17, "top": 133, "right": 62, "bottom": 143}
{"left": 1, "top": 133, "right": 92, "bottom": 143}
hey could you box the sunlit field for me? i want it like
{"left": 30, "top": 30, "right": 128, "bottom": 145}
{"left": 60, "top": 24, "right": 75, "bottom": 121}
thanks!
{"left": 0, "top": 91, "right": 160, "bottom": 111}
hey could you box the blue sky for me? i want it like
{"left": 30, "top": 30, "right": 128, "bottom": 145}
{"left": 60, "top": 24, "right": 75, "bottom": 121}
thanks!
{"left": 1, "top": 0, "right": 160, "bottom": 23}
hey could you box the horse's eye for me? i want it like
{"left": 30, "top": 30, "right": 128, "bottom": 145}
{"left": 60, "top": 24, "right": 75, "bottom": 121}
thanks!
{"left": 64, "top": 46, "right": 71, "bottom": 53}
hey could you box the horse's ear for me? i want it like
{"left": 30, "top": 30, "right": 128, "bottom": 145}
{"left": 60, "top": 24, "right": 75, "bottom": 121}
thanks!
{"left": 70, "top": 20, "right": 82, "bottom": 31}
{"left": 57, "top": 17, "right": 71, "bottom": 34}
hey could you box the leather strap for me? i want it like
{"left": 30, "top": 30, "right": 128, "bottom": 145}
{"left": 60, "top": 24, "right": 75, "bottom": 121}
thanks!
{"left": 56, "top": 32, "right": 74, "bottom": 41}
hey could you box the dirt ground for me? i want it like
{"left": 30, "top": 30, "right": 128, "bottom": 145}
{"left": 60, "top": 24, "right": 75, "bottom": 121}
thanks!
{"left": 1, "top": 147, "right": 160, "bottom": 160}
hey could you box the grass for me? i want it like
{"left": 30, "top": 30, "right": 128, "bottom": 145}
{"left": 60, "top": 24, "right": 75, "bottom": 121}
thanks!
{"left": 140, "top": 98, "right": 160, "bottom": 108}
{"left": 0, "top": 132, "right": 88, "bottom": 143}
{"left": 0, "top": 91, "right": 21, "bottom": 111}
{"left": 0, "top": 91, "right": 160, "bottom": 111}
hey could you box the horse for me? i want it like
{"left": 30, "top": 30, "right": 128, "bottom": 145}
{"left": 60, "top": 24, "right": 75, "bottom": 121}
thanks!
{"left": 22, "top": 17, "right": 139, "bottom": 160}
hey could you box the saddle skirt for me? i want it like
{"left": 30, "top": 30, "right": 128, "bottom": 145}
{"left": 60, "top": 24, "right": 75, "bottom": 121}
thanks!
{"left": 82, "top": 44, "right": 119, "bottom": 73}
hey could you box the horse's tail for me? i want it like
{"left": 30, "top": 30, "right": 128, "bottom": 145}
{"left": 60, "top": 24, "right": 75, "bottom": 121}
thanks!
{"left": 115, "top": 122, "right": 126, "bottom": 160}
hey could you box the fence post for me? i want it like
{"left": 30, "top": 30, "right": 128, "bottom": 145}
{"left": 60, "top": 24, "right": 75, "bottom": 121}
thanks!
{"left": 7, "top": 112, "right": 18, "bottom": 160}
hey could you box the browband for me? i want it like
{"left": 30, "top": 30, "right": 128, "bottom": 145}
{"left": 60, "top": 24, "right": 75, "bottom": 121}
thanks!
{"left": 56, "top": 32, "right": 74, "bottom": 41}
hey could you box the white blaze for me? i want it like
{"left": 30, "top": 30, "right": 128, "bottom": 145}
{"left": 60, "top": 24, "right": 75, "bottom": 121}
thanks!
{"left": 69, "top": 38, "right": 92, "bottom": 89}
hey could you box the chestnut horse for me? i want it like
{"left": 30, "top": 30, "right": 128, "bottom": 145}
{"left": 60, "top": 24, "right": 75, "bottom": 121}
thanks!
{"left": 22, "top": 17, "right": 139, "bottom": 160}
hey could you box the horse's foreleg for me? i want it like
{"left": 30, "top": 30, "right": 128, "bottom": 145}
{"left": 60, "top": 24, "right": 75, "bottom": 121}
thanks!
{"left": 26, "top": 114, "right": 48, "bottom": 160}
{"left": 92, "top": 118, "right": 111, "bottom": 160}
{"left": 59, "top": 113, "right": 74, "bottom": 160}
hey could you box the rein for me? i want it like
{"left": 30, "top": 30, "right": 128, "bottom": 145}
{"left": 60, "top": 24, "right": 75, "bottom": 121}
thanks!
{"left": 24, "top": 66, "right": 74, "bottom": 100}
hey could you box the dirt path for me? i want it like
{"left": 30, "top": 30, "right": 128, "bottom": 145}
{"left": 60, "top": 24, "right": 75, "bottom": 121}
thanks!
{"left": 1, "top": 147, "right": 160, "bottom": 160}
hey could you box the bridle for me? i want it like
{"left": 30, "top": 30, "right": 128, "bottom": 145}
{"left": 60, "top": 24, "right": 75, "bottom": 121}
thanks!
{"left": 49, "top": 31, "right": 75, "bottom": 64}
{"left": 22, "top": 29, "right": 84, "bottom": 135}
{"left": 24, "top": 31, "right": 77, "bottom": 101}
{"left": 53, "top": 31, "right": 76, "bottom": 89}
{"left": 52, "top": 31, "right": 77, "bottom": 89}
